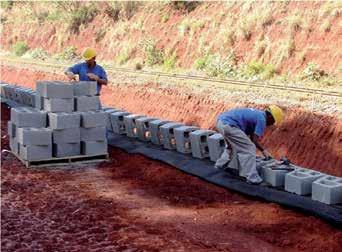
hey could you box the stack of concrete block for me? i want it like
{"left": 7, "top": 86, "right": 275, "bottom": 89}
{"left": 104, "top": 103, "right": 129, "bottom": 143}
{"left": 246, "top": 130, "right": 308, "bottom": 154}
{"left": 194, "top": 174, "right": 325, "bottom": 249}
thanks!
{"left": 124, "top": 114, "right": 145, "bottom": 138}
{"left": 73, "top": 81, "right": 100, "bottom": 112}
{"left": 160, "top": 122, "right": 184, "bottom": 150}
{"left": 1, "top": 84, "right": 36, "bottom": 107}
{"left": 285, "top": 168, "right": 325, "bottom": 195}
{"left": 136, "top": 117, "right": 157, "bottom": 142}
{"left": 9, "top": 107, "right": 49, "bottom": 160}
{"left": 36, "top": 81, "right": 74, "bottom": 112}
{"left": 174, "top": 126, "right": 200, "bottom": 154}
{"left": 208, "top": 133, "right": 225, "bottom": 162}
{"left": 150, "top": 119, "right": 171, "bottom": 145}
{"left": 80, "top": 111, "right": 107, "bottom": 155}
{"left": 312, "top": 175, "right": 342, "bottom": 204}
{"left": 110, "top": 111, "right": 131, "bottom": 134}
{"left": 190, "top": 130, "right": 216, "bottom": 159}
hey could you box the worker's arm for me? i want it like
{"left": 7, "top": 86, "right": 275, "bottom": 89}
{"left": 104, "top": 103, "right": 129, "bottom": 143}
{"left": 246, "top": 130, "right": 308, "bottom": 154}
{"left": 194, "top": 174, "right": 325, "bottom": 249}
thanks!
{"left": 86, "top": 73, "right": 108, "bottom": 85}
{"left": 250, "top": 133, "right": 272, "bottom": 159}
{"left": 64, "top": 65, "right": 78, "bottom": 81}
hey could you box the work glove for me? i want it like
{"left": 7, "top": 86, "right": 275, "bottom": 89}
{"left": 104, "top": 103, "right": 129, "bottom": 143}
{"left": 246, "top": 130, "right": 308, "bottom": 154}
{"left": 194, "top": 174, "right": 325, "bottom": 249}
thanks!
{"left": 86, "top": 73, "right": 100, "bottom": 81}
{"left": 262, "top": 149, "right": 273, "bottom": 160}
{"left": 66, "top": 71, "right": 76, "bottom": 81}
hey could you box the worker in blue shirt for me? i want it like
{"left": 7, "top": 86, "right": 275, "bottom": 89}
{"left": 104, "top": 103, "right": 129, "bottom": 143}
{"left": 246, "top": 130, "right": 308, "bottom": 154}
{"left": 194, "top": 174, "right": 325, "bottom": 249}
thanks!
{"left": 215, "top": 106, "right": 284, "bottom": 184}
{"left": 64, "top": 48, "right": 108, "bottom": 94}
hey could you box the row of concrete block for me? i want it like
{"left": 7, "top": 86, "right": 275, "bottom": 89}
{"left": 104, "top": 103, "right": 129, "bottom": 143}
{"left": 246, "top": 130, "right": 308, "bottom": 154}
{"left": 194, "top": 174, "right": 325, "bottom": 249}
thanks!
{"left": 258, "top": 159, "right": 342, "bottom": 204}
{"left": 102, "top": 107, "right": 226, "bottom": 161}
{"left": 1, "top": 83, "right": 36, "bottom": 107}
{"left": 36, "top": 81, "right": 98, "bottom": 98}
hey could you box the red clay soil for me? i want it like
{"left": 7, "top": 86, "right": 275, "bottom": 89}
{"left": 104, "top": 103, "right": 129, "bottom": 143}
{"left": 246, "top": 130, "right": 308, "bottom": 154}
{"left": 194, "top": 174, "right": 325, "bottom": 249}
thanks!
{"left": 1, "top": 103, "right": 342, "bottom": 251}
{"left": 1, "top": 65, "right": 342, "bottom": 176}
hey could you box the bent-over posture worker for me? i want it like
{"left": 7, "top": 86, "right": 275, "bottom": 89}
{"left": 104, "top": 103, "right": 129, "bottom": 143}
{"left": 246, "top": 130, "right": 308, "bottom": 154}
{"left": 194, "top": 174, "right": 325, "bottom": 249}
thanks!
{"left": 215, "top": 106, "right": 284, "bottom": 184}
{"left": 64, "top": 47, "right": 108, "bottom": 94}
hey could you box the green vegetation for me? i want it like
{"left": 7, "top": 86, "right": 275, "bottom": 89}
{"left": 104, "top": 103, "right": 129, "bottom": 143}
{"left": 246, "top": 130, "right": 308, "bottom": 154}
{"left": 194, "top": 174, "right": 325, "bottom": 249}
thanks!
{"left": 141, "top": 38, "right": 164, "bottom": 66}
{"left": 105, "top": 1, "right": 140, "bottom": 21}
{"left": 0, "top": 0, "right": 14, "bottom": 10}
{"left": 12, "top": 41, "right": 29, "bottom": 56}
{"left": 55, "top": 46, "right": 78, "bottom": 61}
{"left": 160, "top": 13, "right": 170, "bottom": 23}
{"left": 244, "top": 60, "right": 276, "bottom": 80}
{"left": 301, "top": 63, "right": 327, "bottom": 81}
{"left": 26, "top": 48, "right": 50, "bottom": 60}
{"left": 68, "top": 4, "right": 98, "bottom": 33}
{"left": 163, "top": 51, "right": 177, "bottom": 71}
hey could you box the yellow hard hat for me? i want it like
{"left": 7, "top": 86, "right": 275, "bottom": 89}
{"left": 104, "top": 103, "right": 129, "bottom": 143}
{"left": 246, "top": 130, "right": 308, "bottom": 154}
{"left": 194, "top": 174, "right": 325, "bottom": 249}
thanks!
{"left": 82, "top": 47, "right": 96, "bottom": 60}
{"left": 267, "top": 105, "right": 284, "bottom": 125}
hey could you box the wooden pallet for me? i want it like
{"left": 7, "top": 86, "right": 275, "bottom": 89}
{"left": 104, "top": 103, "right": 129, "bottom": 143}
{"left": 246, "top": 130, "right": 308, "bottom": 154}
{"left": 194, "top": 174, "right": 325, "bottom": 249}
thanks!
{"left": 12, "top": 151, "right": 109, "bottom": 168}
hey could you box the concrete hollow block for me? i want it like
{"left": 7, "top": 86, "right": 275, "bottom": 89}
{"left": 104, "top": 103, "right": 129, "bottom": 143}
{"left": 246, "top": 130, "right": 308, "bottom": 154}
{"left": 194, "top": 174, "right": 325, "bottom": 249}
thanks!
{"left": 160, "top": 122, "right": 184, "bottom": 150}
{"left": 53, "top": 143, "right": 81, "bottom": 157}
{"left": 174, "top": 126, "right": 200, "bottom": 154}
{"left": 260, "top": 165, "right": 295, "bottom": 187}
{"left": 20, "top": 144, "right": 52, "bottom": 161}
{"left": 81, "top": 141, "right": 108, "bottom": 155}
{"left": 208, "top": 133, "right": 225, "bottom": 162}
{"left": 285, "top": 168, "right": 325, "bottom": 195}
{"left": 9, "top": 136, "right": 19, "bottom": 154}
{"left": 123, "top": 114, "right": 145, "bottom": 138}
{"left": 43, "top": 98, "right": 74, "bottom": 113}
{"left": 52, "top": 128, "right": 80, "bottom": 144}
{"left": 81, "top": 111, "right": 107, "bottom": 128}
{"left": 135, "top": 117, "right": 158, "bottom": 142}
{"left": 312, "top": 175, "right": 342, "bottom": 205}
{"left": 149, "top": 119, "right": 172, "bottom": 145}
{"left": 190, "top": 130, "right": 216, "bottom": 159}
{"left": 74, "top": 96, "right": 101, "bottom": 112}
{"left": 80, "top": 126, "right": 106, "bottom": 141}
{"left": 102, "top": 108, "right": 122, "bottom": 132}
{"left": 110, "top": 112, "right": 131, "bottom": 134}
{"left": 0, "top": 83, "right": 9, "bottom": 98}
{"left": 36, "top": 81, "right": 74, "bottom": 99}
{"left": 73, "top": 81, "right": 97, "bottom": 96}
{"left": 17, "top": 127, "right": 52, "bottom": 146}
{"left": 11, "top": 107, "right": 47, "bottom": 128}
{"left": 48, "top": 112, "right": 81, "bottom": 129}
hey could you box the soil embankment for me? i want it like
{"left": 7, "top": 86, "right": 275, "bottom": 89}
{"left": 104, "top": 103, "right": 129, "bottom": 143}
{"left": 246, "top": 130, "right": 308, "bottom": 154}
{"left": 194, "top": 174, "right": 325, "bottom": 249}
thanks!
{"left": 1, "top": 65, "right": 341, "bottom": 176}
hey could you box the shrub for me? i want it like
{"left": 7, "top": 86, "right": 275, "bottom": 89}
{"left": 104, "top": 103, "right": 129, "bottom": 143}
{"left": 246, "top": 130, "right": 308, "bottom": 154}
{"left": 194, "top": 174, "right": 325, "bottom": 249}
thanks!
{"left": 170, "top": 1, "right": 200, "bottom": 13}
{"left": 0, "top": 0, "right": 14, "bottom": 10}
{"left": 163, "top": 51, "right": 177, "bottom": 71}
{"left": 140, "top": 38, "right": 164, "bottom": 66}
{"left": 160, "top": 13, "right": 170, "bottom": 23}
{"left": 27, "top": 48, "right": 50, "bottom": 60}
{"left": 244, "top": 60, "right": 276, "bottom": 80}
{"left": 12, "top": 41, "right": 29, "bottom": 56}
{"left": 105, "top": 1, "right": 139, "bottom": 21}
{"left": 57, "top": 46, "right": 78, "bottom": 61}
{"left": 68, "top": 4, "right": 98, "bottom": 33}
{"left": 301, "top": 63, "right": 327, "bottom": 81}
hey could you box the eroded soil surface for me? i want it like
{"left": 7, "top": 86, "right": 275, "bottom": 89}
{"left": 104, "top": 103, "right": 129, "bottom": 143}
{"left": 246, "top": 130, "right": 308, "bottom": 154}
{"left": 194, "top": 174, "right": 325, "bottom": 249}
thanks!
{"left": 1, "top": 104, "right": 342, "bottom": 251}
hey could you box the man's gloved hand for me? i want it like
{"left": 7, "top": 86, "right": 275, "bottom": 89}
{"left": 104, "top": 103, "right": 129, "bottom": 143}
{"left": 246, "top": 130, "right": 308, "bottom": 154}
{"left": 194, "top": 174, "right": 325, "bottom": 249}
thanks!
{"left": 86, "top": 73, "right": 100, "bottom": 81}
{"left": 66, "top": 71, "right": 76, "bottom": 81}
{"left": 262, "top": 149, "right": 273, "bottom": 160}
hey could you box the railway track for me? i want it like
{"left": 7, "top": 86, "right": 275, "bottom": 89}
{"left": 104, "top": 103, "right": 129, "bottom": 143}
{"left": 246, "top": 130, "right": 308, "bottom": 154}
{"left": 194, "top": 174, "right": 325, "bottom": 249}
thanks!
{"left": 1, "top": 56, "right": 342, "bottom": 98}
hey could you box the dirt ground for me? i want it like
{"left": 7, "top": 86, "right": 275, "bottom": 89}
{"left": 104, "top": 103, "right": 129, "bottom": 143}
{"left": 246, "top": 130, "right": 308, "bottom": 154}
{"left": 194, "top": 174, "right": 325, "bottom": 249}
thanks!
{"left": 1, "top": 103, "right": 342, "bottom": 251}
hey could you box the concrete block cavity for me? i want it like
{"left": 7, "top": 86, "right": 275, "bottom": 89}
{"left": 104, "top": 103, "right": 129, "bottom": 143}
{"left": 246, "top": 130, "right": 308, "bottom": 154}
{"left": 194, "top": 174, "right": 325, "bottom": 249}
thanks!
{"left": 36, "top": 81, "right": 73, "bottom": 99}
{"left": 48, "top": 112, "right": 81, "bottom": 129}
{"left": 135, "top": 117, "right": 158, "bottom": 142}
{"left": 52, "top": 128, "right": 80, "bottom": 144}
{"left": 74, "top": 96, "right": 101, "bottom": 112}
{"left": 81, "top": 111, "right": 107, "bottom": 128}
{"left": 43, "top": 98, "right": 74, "bottom": 113}
{"left": 20, "top": 144, "right": 52, "bottom": 161}
{"left": 260, "top": 165, "right": 294, "bottom": 187}
{"left": 11, "top": 107, "right": 47, "bottom": 127}
{"left": 160, "top": 122, "right": 184, "bottom": 150}
{"left": 312, "top": 175, "right": 342, "bottom": 204}
{"left": 110, "top": 112, "right": 131, "bottom": 134}
{"left": 285, "top": 168, "right": 325, "bottom": 195}
{"left": 174, "top": 126, "right": 200, "bottom": 154}
{"left": 190, "top": 130, "right": 216, "bottom": 159}
{"left": 53, "top": 143, "right": 81, "bottom": 157}
{"left": 101, "top": 108, "right": 122, "bottom": 131}
{"left": 17, "top": 128, "right": 52, "bottom": 146}
{"left": 73, "top": 81, "right": 97, "bottom": 96}
{"left": 81, "top": 141, "right": 108, "bottom": 155}
{"left": 80, "top": 126, "right": 106, "bottom": 141}
{"left": 123, "top": 114, "right": 145, "bottom": 138}
{"left": 8, "top": 121, "right": 16, "bottom": 137}
{"left": 149, "top": 119, "right": 172, "bottom": 145}
{"left": 208, "top": 133, "right": 225, "bottom": 162}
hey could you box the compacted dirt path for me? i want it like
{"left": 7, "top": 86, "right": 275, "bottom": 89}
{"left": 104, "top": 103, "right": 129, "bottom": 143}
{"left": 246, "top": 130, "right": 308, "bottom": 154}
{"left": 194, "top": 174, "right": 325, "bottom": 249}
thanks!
{"left": 1, "top": 104, "right": 342, "bottom": 251}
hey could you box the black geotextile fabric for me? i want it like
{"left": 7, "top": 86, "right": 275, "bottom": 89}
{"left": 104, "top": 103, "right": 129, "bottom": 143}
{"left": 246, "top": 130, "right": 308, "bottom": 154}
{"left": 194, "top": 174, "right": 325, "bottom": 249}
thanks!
{"left": 108, "top": 132, "right": 342, "bottom": 227}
